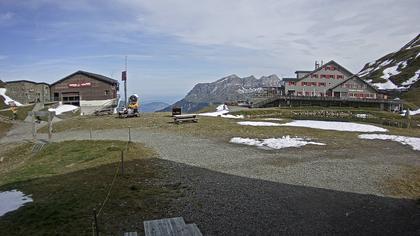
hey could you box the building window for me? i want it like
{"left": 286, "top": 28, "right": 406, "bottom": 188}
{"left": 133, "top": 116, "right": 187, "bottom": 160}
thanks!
{"left": 311, "top": 74, "right": 318, "bottom": 78}
{"left": 105, "top": 90, "right": 110, "bottom": 95}
{"left": 288, "top": 81, "right": 296, "bottom": 86}
{"left": 321, "top": 74, "right": 327, "bottom": 79}
{"left": 337, "top": 75, "right": 343, "bottom": 79}
{"left": 318, "top": 82, "right": 326, "bottom": 86}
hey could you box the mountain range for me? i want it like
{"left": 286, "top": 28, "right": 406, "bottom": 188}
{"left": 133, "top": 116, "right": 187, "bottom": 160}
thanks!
{"left": 159, "top": 74, "right": 282, "bottom": 112}
{"left": 162, "top": 34, "right": 420, "bottom": 112}
{"left": 140, "top": 102, "right": 170, "bottom": 112}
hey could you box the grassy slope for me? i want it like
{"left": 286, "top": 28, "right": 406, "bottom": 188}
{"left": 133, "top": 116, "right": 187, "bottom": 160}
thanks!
{"left": 0, "top": 121, "right": 12, "bottom": 138}
{"left": 401, "top": 84, "right": 420, "bottom": 107}
{"left": 0, "top": 104, "right": 35, "bottom": 121}
{"left": 0, "top": 141, "right": 183, "bottom": 235}
{"left": 360, "top": 44, "right": 420, "bottom": 85}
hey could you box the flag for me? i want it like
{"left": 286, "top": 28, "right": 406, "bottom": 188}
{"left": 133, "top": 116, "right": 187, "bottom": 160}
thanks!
{"left": 122, "top": 71, "right": 127, "bottom": 81}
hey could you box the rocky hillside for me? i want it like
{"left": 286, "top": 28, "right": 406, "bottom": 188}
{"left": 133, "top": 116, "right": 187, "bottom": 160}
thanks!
{"left": 358, "top": 33, "right": 420, "bottom": 91}
{"left": 160, "top": 74, "right": 282, "bottom": 112}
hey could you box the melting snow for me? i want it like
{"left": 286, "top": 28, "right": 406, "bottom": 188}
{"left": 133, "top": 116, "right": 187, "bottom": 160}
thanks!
{"left": 0, "top": 88, "right": 23, "bottom": 106}
{"left": 237, "top": 87, "right": 264, "bottom": 94}
{"left": 401, "top": 69, "right": 420, "bottom": 87}
{"left": 359, "top": 134, "right": 420, "bottom": 151}
{"left": 372, "top": 80, "right": 399, "bottom": 90}
{"left": 0, "top": 190, "right": 33, "bottom": 217}
{"left": 401, "top": 108, "right": 420, "bottom": 116}
{"left": 238, "top": 121, "right": 282, "bottom": 126}
{"left": 199, "top": 104, "right": 244, "bottom": 119}
{"left": 230, "top": 136, "right": 325, "bottom": 149}
{"left": 279, "top": 120, "right": 388, "bottom": 132}
{"left": 48, "top": 104, "right": 79, "bottom": 115}
{"left": 262, "top": 118, "right": 283, "bottom": 121}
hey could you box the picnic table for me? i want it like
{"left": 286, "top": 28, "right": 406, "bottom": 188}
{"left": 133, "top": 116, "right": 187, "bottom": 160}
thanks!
{"left": 173, "top": 114, "right": 198, "bottom": 124}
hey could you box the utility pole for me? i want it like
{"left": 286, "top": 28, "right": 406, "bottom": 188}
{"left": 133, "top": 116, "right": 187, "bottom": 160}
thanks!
{"left": 124, "top": 56, "right": 128, "bottom": 106}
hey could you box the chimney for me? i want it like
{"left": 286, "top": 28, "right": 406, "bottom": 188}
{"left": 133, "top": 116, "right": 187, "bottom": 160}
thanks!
{"left": 315, "top": 61, "right": 319, "bottom": 69}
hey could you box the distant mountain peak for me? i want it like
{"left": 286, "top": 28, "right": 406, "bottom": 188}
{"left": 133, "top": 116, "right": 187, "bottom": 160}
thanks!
{"left": 159, "top": 74, "right": 282, "bottom": 112}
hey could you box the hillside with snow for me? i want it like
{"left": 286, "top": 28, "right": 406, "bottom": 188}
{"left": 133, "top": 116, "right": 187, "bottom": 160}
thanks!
{"left": 358, "top": 34, "right": 420, "bottom": 91}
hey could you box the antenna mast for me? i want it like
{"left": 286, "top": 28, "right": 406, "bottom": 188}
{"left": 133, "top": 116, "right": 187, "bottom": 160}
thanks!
{"left": 124, "top": 56, "right": 128, "bottom": 106}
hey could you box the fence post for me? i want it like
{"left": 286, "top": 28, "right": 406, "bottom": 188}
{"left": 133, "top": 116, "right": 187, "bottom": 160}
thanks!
{"left": 93, "top": 209, "right": 99, "bottom": 236}
{"left": 121, "top": 150, "right": 124, "bottom": 176}
{"left": 90, "top": 128, "right": 92, "bottom": 140}
{"left": 128, "top": 127, "right": 131, "bottom": 143}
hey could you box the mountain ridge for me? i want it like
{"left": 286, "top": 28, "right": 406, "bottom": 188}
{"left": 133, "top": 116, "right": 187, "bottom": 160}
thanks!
{"left": 358, "top": 33, "right": 420, "bottom": 91}
{"left": 159, "top": 74, "right": 282, "bottom": 112}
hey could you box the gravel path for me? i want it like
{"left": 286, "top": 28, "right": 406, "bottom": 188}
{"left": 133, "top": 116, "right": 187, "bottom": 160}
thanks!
{"left": 2, "top": 125, "right": 418, "bottom": 198}
{"left": 1, "top": 124, "right": 420, "bottom": 234}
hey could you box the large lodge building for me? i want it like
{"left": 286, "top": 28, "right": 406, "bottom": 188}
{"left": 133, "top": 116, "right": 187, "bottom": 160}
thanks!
{"left": 284, "top": 60, "right": 383, "bottom": 99}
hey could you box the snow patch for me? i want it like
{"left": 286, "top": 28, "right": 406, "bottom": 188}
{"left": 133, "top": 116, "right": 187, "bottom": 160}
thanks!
{"left": 359, "top": 134, "right": 420, "bottom": 151}
{"left": 199, "top": 104, "right": 243, "bottom": 119}
{"left": 237, "top": 121, "right": 282, "bottom": 126}
{"left": 379, "top": 59, "right": 393, "bottom": 67}
{"left": 230, "top": 136, "right": 325, "bottom": 149}
{"left": 401, "top": 69, "right": 420, "bottom": 87}
{"left": 237, "top": 87, "right": 264, "bottom": 94}
{"left": 372, "top": 80, "right": 399, "bottom": 90}
{"left": 48, "top": 104, "right": 79, "bottom": 115}
{"left": 279, "top": 120, "right": 388, "bottom": 132}
{"left": 0, "top": 190, "right": 33, "bottom": 217}
{"left": 262, "top": 118, "right": 283, "bottom": 121}
{"left": 401, "top": 108, "right": 420, "bottom": 116}
{"left": 355, "top": 114, "right": 368, "bottom": 119}
{"left": 0, "top": 88, "right": 23, "bottom": 106}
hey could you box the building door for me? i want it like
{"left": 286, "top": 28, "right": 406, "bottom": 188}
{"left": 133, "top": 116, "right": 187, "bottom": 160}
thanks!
{"left": 334, "top": 92, "right": 340, "bottom": 98}
{"left": 62, "top": 92, "right": 80, "bottom": 106}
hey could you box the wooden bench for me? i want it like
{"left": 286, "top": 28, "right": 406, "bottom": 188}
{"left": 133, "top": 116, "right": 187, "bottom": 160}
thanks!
{"left": 173, "top": 114, "right": 198, "bottom": 124}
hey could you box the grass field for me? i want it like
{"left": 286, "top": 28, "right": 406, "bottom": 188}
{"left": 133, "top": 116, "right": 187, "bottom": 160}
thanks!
{"left": 0, "top": 141, "right": 184, "bottom": 235}
{"left": 0, "top": 121, "right": 12, "bottom": 138}
{"left": 39, "top": 109, "right": 420, "bottom": 141}
{"left": 0, "top": 104, "right": 35, "bottom": 121}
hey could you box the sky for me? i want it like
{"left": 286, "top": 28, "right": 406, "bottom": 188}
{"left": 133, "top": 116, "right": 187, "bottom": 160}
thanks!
{"left": 0, "top": 0, "right": 419, "bottom": 104}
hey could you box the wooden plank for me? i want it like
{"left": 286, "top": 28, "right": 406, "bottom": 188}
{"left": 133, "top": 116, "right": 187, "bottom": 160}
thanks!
{"left": 144, "top": 217, "right": 187, "bottom": 236}
{"left": 124, "top": 232, "right": 138, "bottom": 236}
{"left": 174, "top": 118, "right": 198, "bottom": 122}
{"left": 173, "top": 114, "right": 197, "bottom": 118}
{"left": 185, "top": 224, "right": 203, "bottom": 236}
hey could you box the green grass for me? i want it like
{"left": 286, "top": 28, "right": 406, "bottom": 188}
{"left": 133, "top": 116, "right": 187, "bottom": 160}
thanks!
{"left": 0, "top": 121, "right": 12, "bottom": 138}
{"left": 0, "top": 141, "right": 184, "bottom": 235}
{"left": 0, "top": 104, "right": 35, "bottom": 121}
{"left": 402, "top": 86, "right": 420, "bottom": 108}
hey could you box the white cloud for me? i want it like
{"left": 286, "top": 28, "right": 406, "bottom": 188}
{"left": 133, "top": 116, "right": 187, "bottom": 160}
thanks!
{"left": 121, "top": 0, "right": 420, "bottom": 73}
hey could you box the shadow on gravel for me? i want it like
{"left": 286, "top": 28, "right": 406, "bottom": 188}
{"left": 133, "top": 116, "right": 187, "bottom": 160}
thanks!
{"left": 160, "top": 159, "right": 420, "bottom": 236}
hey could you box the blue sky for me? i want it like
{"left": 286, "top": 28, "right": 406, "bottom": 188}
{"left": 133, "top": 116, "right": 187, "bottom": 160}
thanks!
{"left": 0, "top": 0, "right": 419, "bottom": 103}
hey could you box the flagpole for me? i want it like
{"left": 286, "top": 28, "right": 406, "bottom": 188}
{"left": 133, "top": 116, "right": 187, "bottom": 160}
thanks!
{"left": 124, "top": 56, "right": 128, "bottom": 106}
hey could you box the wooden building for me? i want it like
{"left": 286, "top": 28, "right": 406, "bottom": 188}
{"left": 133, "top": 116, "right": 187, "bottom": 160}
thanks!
{"left": 285, "top": 60, "right": 354, "bottom": 97}
{"left": 327, "top": 75, "right": 384, "bottom": 99}
{"left": 50, "top": 71, "right": 119, "bottom": 106}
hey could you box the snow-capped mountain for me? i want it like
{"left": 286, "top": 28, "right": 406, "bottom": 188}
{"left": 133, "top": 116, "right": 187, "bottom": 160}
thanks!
{"left": 358, "top": 33, "right": 420, "bottom": 91}
{"left": 160, "top": 74, "right": 282, "bottom": 112}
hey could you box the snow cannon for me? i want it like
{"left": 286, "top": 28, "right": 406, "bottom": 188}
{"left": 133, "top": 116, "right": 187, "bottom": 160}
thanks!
{"left": 118, "top": 94, "right": 141, "bottom": 118}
